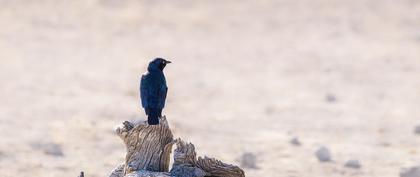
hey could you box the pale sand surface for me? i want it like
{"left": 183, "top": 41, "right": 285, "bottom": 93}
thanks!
{"left": 0, "top": 0, "right": 420, "bottom": 177}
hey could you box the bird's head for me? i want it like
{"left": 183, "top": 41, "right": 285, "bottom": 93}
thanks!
{"left": 148, "top": 58, "right": 171, "bottom": 71}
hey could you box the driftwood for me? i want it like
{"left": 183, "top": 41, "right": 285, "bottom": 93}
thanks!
{"left": 171, "top": 139, "right": 245, "bottom": 177}
{"left": 116, "top": 118, "right": 174, "bottom": 175}
{"left": 109, "top": 116, "right": 245, "bottom": 177}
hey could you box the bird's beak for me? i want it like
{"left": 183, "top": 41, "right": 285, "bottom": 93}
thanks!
{"left": 165, "top": 60, "right": 172, "bottom": 64}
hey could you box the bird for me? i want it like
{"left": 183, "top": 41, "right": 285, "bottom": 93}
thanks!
{"left": 140, "top": 58, "right": 171, "bottom": 125}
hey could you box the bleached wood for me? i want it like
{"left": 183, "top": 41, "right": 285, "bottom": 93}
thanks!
{"left": 124, "top": 170, "right": 170, "bottom": 177}
{"left": 109, "top": 116, "right": 245, "bottom": 177}
{"left": 115, "top": 117, "right": 174, "bottom": 175}
{"left": 172, "top": 139, "right": 245, "bottom": 177}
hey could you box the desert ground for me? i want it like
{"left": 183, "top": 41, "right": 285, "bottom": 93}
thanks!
{"left": 0, "top": 0, "right": 420, "bottom": 177}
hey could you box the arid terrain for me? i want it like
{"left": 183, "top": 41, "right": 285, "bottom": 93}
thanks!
{"left": 0, "top": 0, "right": 420, "bottom": 177}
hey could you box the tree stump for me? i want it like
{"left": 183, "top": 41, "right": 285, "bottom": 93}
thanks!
{"left": 110, "top": 116, "right": 245, "bottom": 177}
{"left": 115, "top": 117, "right": 174, "bottom": 175}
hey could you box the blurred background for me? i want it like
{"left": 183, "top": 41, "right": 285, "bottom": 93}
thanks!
{"left": 0, "top": 0, "right": 419, "bottom": 177}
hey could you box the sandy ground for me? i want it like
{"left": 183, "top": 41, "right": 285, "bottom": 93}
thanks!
{"left": 0, "top": 0, "right": 420, "bottom": 177}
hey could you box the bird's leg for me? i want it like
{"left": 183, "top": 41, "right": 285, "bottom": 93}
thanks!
{"left": 147, "top": 109, "right": 160, "bottom": 125}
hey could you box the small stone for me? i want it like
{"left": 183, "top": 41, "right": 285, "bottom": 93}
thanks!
{"left": 265, "top": 106, "right": 276, "bottom": 115}
{"left": 43, "top": 143, "right": 64, "bottom": 157}
{"left": 290, "top": 137, "right": 301, "bottom": 146}
{"left": 414, "top": 126, "right": 420, "bottom": 135}
{"left": 325, "top": 94, "right": 337, "bottom": 103}
{"left": 400, "top": 166, "right": 420, "bottom": 177}
{"left": 315, "top": 146, "right": 331, "bottom": 162}
{"left": 30, "top": 142, "right": 64, "bottom": 157}
{"left": 344, "top": 159, "right": 361, "bottom": 169}
{"left": 239, "top": 152, "right": 258, "bottom": 169}
{"left": 379, "top": 142, "right": 391, "bottom": 147}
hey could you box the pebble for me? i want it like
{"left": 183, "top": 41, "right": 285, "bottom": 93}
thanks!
{"left": 43, "top": 143, "right": 64, "bottom": 157}
{"left": 400, "top": 166, "right": 420, "bottom": 177}
{"left": 239, "top": 152, "right": 258, "bottom": 169}
{"left": 315, "top": 146, "right": 331, "bottom": 162}
{"left": 325, "top": 94, "right": 337, "bottom": 103}
{"left": 344, "top": 159, "right": 361, "bottom": 169}
{"left": 414, "top": 126, "right": 420, "bottom": 135}
{"left": 290, "top": 137, "right": 301, "bottom": 146}
{"left": 31, "top": 142, "right": 64, "bottom": 157}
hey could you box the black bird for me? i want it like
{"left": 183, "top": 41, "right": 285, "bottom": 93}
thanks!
{"left": 140, "top": 58, "right": 171, "bottom": 125}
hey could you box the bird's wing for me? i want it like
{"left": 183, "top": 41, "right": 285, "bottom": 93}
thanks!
{"left": 157, "top": 84, "right": 168, "bottom": 109}
{"left": 140, "top": 74, "right": 148, "bottom": 108}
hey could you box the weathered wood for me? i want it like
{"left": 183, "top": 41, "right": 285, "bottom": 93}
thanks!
{"left": 110, "top": 116, "right": 245, "bottom": 177}
{"left": 172, "top": 139, "right": 245, "bottom": 177}
{"left": 124, "top": 170, "right": 170, "bottom": 177}
{"left": 115, "top": 117, "right": 174, "bottom": 175}
{"left": 109, "top": 164, "right": 124, "bottom": 177}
